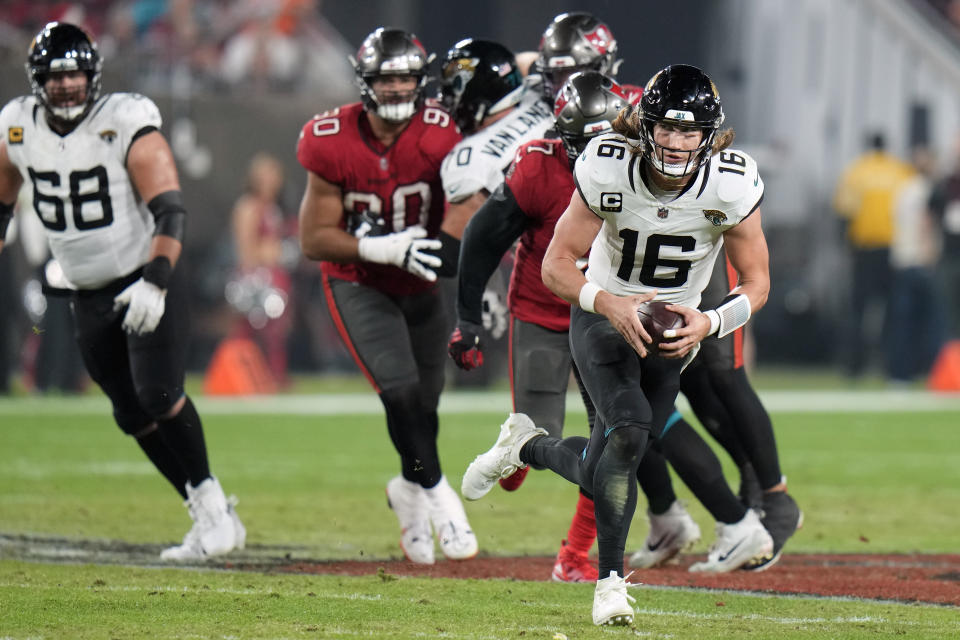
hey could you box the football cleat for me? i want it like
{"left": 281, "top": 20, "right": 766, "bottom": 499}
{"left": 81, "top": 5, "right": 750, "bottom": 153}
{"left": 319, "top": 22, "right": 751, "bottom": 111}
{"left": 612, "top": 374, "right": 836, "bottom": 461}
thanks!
{"left": 742, "top": 490, "right": 803, "bottom": 572}
{"left": 592, "top": 571, "right": 637, "bottom": 626}
{"left": 628, "top": 500, "right": 701, "bottom": 569}
{"left": 160, "top": 476, "right": 238, "bottom": 561}
{"left": 688, "top": 508, "right": 773, "bottom": 573}
{"left": 424, "top": 476, "right": 478, "bottom": 560}
{"left": 461, "top": 413, "right": 547, "bottom": 501}
{"left": 386, "top": 475, "right": 435, "bottom": 564}
{"left": 552, "top": 539, "right": 598, "bottom": 583}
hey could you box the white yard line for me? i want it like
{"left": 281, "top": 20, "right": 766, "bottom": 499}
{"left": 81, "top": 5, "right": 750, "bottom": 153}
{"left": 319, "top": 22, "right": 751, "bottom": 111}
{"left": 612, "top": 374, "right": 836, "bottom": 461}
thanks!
{"left": 1, "top": 390, "right": 959, "bottom": 416}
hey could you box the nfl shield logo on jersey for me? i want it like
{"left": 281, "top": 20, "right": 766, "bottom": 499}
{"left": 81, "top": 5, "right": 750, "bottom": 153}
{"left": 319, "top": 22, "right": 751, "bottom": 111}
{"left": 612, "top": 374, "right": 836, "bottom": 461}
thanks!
{"left": 703, "top": 209, "right": 728, "bottom": 226}
{"left": 657, "top": 207, "right": 669, "bottom": 219}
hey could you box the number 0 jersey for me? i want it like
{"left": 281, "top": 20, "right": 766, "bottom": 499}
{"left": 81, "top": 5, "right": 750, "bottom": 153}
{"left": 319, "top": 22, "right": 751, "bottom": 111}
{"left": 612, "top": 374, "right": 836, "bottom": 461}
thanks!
{"left": 0, "top": 93, "right": 161, "bottom": 289}
{"left": 441, "top": 85, "right": 554, "bottom": 203}
{"left": 575, "top": 135, "right": 764, "bottom": 308}
{"left": 296, "top": 101, "right": 460, "bottom": 296}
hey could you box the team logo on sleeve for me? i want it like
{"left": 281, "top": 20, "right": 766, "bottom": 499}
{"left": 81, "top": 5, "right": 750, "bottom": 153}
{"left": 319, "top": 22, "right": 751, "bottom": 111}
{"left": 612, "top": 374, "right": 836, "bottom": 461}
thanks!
{"left": 600, "top": 192, "right": 622, "bottom": 212}
{"left": 99, "top": 129, "right": 117, "bottom": 143}
{"left": 703, "top": 209, "right": 728, "bottom": 226}
{"left": 7, "top": 127, "right": 23, "bottom": 145}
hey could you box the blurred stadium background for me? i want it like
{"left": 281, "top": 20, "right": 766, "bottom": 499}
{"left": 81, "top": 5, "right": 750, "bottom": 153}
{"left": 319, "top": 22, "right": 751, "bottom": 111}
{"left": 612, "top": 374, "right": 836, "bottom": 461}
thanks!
{"left": 1, "top": 0, "right": 959, "bottom": 391}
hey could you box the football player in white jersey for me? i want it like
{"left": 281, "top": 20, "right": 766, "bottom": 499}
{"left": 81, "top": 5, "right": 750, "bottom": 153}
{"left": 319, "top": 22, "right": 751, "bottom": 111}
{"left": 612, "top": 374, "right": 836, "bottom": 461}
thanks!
{"left": 0, "top": 22, "right": 244, "bottom": 561}
{"left": 462, "top": 65, "right": 774, "bottom": 625}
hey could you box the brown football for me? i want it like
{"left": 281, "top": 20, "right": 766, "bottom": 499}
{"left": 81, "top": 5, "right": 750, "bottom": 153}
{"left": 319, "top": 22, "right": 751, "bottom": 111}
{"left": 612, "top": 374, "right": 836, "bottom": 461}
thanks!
{"left": 637, "top": 300, "right": 685, "bottom": 348}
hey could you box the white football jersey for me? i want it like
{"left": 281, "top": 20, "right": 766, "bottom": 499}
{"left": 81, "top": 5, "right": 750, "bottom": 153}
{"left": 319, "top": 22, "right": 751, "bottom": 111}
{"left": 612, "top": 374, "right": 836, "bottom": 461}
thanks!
{"left": 441, "top": 84, "right": 554, "bottom": 203}
{"left": 0, "top": 93, "right": 161, "bottom": 289}
{"left": 575, "top": 134, "right": 764, "bottom": 308}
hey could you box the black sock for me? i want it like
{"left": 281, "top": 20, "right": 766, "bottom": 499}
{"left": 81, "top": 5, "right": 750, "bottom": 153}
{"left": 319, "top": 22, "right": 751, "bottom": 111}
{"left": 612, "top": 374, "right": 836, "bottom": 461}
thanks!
{"left": 135, "top": 427, "right": 189, "bottom": 499}
{"left": 522, "top": 435, "right": 588, "bottom": 486}
{"left": 157, "top": 396, "right": 211, "bottom": 487}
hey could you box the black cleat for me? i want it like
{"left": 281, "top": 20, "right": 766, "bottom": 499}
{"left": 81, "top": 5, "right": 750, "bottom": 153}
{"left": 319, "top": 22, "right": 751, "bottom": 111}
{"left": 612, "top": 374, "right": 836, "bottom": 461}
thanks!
{"left": 741, "top": 490, "right": 802, "bottom": 572}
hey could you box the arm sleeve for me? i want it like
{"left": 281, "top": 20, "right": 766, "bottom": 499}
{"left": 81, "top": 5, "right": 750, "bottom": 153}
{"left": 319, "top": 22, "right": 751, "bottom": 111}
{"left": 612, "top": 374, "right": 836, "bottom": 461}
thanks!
{"left": 456, "top": 182, "right": 529, "bottom": 324}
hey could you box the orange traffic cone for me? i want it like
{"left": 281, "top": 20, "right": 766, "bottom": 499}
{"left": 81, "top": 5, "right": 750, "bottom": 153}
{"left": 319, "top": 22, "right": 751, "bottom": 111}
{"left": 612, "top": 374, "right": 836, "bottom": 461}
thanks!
{"left": 927, "top": 340, "right": 960, "bottom": 392}
{"left": 203, "top": 337, "right": 277, "bottom": 395}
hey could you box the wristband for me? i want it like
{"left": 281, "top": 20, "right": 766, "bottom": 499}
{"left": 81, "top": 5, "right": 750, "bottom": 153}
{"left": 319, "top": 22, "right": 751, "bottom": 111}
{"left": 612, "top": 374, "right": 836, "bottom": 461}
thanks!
{"left": 704, "top": 309, "right": 721, "bottom": 336}
{"left": 142, "top": 256, "right": 173, "bottom": 289}
{"left": 711, "top": 293, "right": 751, "bottom": 338}
{"left": 578, "top": 282, "right": 603, "bottom": 313}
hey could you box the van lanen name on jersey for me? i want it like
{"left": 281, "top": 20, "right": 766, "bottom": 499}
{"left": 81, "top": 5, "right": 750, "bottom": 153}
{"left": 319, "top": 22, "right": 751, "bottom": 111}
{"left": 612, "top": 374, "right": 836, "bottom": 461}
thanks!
{"left": 480, "top": 101, "right": 552, "bottom": 159}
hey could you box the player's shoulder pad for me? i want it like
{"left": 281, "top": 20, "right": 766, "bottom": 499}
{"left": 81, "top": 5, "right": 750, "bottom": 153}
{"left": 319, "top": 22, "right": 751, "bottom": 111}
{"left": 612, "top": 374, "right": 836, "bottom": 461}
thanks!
{"left": 708, "top": 147, "right": 762, "bottom": 204}
{"left": 575, "top": 134, "right": 634, "bottom": 191}
{"left": 92, "top": 93, "right": 163, "bottom": 133}
{"left": 416, "top": 101, "right": 460, "bottom": 158}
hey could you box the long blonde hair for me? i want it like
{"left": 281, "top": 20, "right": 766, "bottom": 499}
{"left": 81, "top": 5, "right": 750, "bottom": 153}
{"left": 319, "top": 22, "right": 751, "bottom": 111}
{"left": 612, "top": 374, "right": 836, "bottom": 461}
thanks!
{"left": 612, "top": 105, "right": 735, "bottom": 156}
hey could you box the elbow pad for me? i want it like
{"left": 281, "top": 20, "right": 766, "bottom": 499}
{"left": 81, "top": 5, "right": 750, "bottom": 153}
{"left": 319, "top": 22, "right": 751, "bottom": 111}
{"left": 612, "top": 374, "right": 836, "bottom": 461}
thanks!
{"left": 147, "top": 191, "right": 187, "bottom": 242}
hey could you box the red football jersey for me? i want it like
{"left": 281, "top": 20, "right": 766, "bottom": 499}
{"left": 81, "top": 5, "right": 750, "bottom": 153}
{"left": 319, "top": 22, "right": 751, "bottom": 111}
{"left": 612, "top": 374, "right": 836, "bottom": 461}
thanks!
{"left": 296, "top": 101, "right": 461, "bottom": 296}
{"left": 504, "top": 138, "right": 576, "bottom": 332}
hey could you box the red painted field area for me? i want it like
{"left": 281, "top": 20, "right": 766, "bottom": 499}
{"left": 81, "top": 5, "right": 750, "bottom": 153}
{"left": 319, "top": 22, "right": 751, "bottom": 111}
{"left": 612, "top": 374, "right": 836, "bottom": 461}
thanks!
{"left": 277, "top": 553, "right": 960, "bottom": 606}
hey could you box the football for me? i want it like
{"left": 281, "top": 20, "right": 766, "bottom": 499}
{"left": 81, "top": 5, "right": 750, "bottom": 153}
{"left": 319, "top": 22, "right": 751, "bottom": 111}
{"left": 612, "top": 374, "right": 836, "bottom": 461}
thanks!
{"left": 637, "top": 300, "right": 685, "bottom": 348}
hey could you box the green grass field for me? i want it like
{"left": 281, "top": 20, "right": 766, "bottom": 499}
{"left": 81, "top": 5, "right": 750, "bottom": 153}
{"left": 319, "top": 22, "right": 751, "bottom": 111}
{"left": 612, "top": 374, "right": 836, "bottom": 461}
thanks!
{"left": 2, "top": 387, "right": 960, "bottom": 638}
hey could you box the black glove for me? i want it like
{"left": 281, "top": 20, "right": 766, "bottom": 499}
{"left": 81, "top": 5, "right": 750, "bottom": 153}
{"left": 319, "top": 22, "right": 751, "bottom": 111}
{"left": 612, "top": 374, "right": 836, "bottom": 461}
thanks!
{"left": 448, "top": 320, "right": 484, "bottom": 370}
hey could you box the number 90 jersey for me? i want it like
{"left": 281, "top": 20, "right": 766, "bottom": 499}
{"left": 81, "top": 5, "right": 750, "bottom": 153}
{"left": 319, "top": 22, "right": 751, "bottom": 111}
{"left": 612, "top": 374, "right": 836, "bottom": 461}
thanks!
{"left": 297, "top": 101, "right": 460, "bottom": 296}
{"left": 0, "top": 93, "right": 161, "bottom": 289}
{"left": 575, "top": 134, "right": 764, "bottom": 308}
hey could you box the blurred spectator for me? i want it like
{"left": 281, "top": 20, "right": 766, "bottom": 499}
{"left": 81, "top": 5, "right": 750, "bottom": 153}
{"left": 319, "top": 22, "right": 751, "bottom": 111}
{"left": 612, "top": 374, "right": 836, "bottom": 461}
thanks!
{"left": 833, "top": 132, "right": 916, "bottom": 379}
{"left": 227, "top": 152, "right": 295, "bottom": 386}
{"left": 928, "top": 134, "right": 960, "bottom": 338}
{"left": 887, "top": 147, "right": 947, "bottom": 383}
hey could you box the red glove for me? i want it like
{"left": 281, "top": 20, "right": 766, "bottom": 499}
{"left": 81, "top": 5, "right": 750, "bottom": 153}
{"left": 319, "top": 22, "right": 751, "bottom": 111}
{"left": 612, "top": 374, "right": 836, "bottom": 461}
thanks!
{"left": 448, "top": 321, "right": 484, "bottom": 370}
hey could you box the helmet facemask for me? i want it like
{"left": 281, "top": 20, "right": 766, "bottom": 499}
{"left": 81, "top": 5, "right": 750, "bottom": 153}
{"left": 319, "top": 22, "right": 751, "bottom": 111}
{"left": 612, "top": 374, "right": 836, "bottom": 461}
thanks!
{"left": 361, "top": 73, "right": 426, "bottom": 122}
{"left": 640, "top": 118, "right": 717, "bottom": 178}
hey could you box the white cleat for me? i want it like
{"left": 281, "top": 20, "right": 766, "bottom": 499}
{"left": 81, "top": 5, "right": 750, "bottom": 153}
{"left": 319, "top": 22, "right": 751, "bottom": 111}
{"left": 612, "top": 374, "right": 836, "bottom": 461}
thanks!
{"left": 425, "top": 476, "right": 478, "bottom": 560}
{"left": 688, "top": 508, "right": 773, "bottom": 573}
{"left": 461, "top": 413, "right": 547, "bottom": 501}
{"left": 160, "top": 477, "right": 238, "bottom": 561}
{"left": 629, "top": 500, "right": 701, "bottom": 569}
{"left": 386, "top": 475, "right": 435, "bottom": 565}
{"left": 592, "top": 571, "right": 638, "bottom": 626}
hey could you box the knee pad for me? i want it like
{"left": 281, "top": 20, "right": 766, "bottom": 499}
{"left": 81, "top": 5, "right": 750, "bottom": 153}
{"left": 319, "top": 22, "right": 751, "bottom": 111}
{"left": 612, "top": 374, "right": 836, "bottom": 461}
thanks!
{"left": 605, "top": 424, "right": 649, "bottom": 465}
{"left": 136, "top": 385, "right": 183, "bottom": 419}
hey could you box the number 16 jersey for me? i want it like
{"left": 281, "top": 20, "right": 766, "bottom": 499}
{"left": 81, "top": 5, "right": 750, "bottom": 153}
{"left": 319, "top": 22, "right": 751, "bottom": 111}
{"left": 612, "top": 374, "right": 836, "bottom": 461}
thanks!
{"left": 575, "top": 134, "right": 764, "bottom": 309}
{"left": 0, "top": 93, "right": 161, "bottom": 289}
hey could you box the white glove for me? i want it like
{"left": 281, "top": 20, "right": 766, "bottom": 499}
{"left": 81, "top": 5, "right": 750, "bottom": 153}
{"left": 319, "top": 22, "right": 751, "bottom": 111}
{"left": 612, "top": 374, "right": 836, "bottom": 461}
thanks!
{"left": 357, "top": 226, "right": 442, "bottom": 282}
{"left": 113, "top": 278, "right": 167, "bottom": 335}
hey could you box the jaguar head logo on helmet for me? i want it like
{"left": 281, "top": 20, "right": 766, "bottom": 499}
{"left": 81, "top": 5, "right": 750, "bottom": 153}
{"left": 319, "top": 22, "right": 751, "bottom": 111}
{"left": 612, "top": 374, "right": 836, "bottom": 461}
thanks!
{"left": 25, "top": 22, "right": 103, "bottom": 130}
{"left": 535, "top": 12, "right": 621, "bottom": 103}
{"left": 554, "top": 71, "right": 629, "bottom": 165}
{"left": 439, "top": 38, "right": 523, "bottom": 135}
{"left": 637, "top": 64, "right": 725, "bottom": 179}
{"left": 350, "top": 27, "right": 432, "bottom": 123}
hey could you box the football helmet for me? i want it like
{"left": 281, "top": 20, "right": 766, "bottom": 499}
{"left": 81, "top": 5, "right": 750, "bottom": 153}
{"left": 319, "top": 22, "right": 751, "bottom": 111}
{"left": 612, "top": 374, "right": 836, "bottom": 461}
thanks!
{"left": 439, "top": 38, "right": 523, "bottom": 135}
{"left": 25, "top": 22, "right": 102, "bottom": 126}
{"left": 535, "top": 12, "right": 619, "bottom": 103}
{"left": 638, "top": 64, "right": 724, "bottom": 178}
{"left": 351, "top": 27, "right": 431, "bottom": 123}
{"left": 554, "top": 71, "right": 629, "bottom": 164}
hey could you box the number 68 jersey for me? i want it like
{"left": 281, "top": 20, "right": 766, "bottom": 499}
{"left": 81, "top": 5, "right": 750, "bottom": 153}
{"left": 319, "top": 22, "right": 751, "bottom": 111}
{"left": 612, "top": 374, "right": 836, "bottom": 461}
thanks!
{"left": 0, "top": 93, "right": 160, "bottom": 289}
{"left": 575, "top": 134, "right": 764, "bottom": 309}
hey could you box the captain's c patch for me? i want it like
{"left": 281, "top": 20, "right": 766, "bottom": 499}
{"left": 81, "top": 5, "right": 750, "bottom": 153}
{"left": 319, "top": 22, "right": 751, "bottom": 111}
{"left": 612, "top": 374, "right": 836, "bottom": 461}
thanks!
{"left": 8, "top": 127, "right": 23, "bottom": 145}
